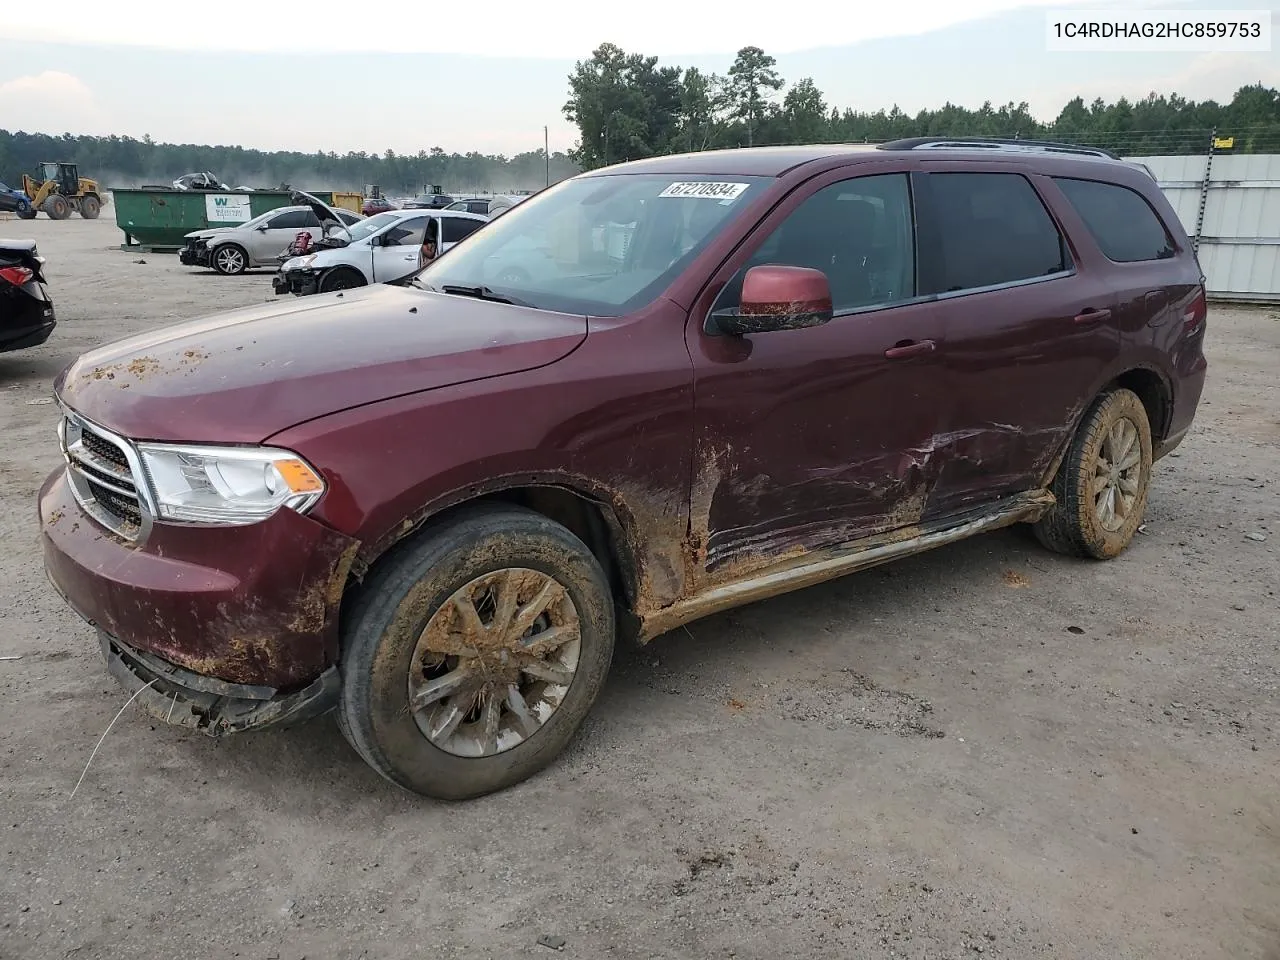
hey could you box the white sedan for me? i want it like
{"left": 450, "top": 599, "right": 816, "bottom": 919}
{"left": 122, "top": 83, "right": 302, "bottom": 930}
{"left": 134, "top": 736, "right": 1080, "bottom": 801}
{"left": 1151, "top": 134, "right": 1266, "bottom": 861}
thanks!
{"left": 273, "top": 208, "right": 488, "bottom": 296}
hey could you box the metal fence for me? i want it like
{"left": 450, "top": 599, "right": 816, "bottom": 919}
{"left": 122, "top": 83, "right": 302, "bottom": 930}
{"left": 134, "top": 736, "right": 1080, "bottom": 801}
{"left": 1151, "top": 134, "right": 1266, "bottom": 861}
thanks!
{"left": 1128, "top": 152, "right": 1280, "bottom": 303}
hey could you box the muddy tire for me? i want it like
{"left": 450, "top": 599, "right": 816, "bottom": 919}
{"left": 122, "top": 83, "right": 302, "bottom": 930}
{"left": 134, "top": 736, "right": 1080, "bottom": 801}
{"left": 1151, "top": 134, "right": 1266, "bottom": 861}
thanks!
{"left": 337, "top": 504, "right": 615, "bottom": 800}
{"left": 43, "top": 195, "right": 71, "bottom": 220}
{"left": 1034, "top": 388, "right": 1153, "bottom": 560}
{"left": 79, "top": 195, "right": 101, "bottom": 219}
{"left": 211, "top": 244, "right": 248, "bottom": 275}
{"left": 319, "top": 267, "right": 366, "bottom": 292}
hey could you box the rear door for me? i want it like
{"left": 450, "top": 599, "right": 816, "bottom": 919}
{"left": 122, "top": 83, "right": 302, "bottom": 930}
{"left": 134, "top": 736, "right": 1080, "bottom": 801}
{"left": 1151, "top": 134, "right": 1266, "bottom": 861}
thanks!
{"left": 371, "top": 215, "right": 429, "bottom": 282}
{"left": 916, "top": 164, "right": 1121, "bottom": 515}
{"left": 1049, "top": 174, "right": 1199, "bottom": 347}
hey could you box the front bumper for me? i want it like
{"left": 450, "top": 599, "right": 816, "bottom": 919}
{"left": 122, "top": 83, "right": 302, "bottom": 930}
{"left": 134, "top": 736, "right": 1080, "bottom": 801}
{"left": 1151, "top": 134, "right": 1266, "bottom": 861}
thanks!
{"left": 179, "top": 243, "right": 211, "bottom": 267}
{"left": 39, "top": 467, "right": 359, "bottom": 732}
{"left": 273, "top": 268, "right": 319, "bottom": 297}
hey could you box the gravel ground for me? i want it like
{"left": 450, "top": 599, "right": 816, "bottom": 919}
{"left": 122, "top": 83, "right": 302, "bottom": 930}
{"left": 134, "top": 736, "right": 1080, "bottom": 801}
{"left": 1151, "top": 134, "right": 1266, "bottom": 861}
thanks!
{"left": 2, "top": 215, "right": 1278, "bottom": 960}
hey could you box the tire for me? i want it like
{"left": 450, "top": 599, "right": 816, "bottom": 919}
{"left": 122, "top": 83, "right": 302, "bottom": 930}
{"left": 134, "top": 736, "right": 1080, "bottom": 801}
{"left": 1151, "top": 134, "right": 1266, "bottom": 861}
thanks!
{"left": 16, "top": 201, "right": 35, "bottom": 220}
{"left": 79, "top": 195, "right": 101, "bottom": 219}
{"left": 318, "top": 267, "right": 366, "bottom": 292}
{"left": 211, "top": 244, "right": 248, "bottom": 275}
{"left": 43, "top": 195, "right": 71, "bottom": 220}
{"left": 337, "top": 503, "right": 616, "bottom": 800}
{"left": 1033, "top": 387, "right": 1153, "bottom": 560}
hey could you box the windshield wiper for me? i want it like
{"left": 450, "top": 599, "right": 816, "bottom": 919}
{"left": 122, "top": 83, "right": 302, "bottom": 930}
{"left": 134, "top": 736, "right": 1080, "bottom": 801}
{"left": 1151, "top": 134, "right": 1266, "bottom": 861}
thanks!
{"left": 440, "top": 284, "right": 532, "bottom": 308}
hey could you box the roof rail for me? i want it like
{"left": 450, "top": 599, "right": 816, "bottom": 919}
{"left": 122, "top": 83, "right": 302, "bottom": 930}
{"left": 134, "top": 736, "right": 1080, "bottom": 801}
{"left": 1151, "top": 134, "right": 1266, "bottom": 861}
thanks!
{"left": 878, "top": 137, "right": 1121, "bottom": 161}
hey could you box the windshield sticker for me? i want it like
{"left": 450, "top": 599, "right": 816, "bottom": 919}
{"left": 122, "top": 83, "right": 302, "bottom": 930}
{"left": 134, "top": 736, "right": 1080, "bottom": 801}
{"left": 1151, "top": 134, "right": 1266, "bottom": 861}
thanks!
{"left": 657, "top": 181, "right": 750, "bottom": 202}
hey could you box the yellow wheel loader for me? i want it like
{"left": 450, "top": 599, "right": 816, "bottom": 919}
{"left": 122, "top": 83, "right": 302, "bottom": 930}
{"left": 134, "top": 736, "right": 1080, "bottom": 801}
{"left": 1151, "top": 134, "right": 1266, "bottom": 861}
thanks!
{"left": 21, "top": 162, "right": 105, "bottom": 220}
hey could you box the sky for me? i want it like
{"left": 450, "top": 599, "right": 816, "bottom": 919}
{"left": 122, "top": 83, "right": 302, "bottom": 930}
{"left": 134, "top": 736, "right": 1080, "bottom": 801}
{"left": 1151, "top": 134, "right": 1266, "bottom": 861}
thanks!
{"left": 0, "top": 0, "right": 1277, "bottom": 157}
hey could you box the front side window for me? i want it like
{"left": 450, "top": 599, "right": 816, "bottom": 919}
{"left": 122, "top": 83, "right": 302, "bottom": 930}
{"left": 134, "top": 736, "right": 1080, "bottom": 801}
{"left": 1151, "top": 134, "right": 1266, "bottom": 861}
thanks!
{"left": 926, "top": 173, "right": 1069, "bottom": 293}
{"left": 269, "top": 210, "right": 316, "bottom": 230}
{"left": 1053, "top": 177, "right": 1175, "bottom": 262}
{"left": 382, "top": 217, "right": 429, "bottom": 246}
{"left": 416, "top": 173, "right": 769, "bottom": 315}
{"left": 713, "top": 173, "right": 916, "bottom": 315}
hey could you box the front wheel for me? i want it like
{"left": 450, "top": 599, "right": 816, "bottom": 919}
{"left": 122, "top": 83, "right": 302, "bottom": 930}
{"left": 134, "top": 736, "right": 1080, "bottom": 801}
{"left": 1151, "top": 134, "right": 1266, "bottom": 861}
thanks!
{"left": 211, "top": 244, "right": 248, "bottom": 275}
{"left": 16, "top": 201, "right": 35, "bottom": 220}
{"left": 337, "top": 504, "right": 615, "bottom": 800}
{"left": 318, "top": 267, "right": 366, "bottom": 292}
{"left": 43, "top": 195, "right": 71, "bottom": 220}
{"left": 1034, "top": 387, "right": 1153, "bottom": 559}
{"left": 79, "top": 195, "right": 101, "bottom": 219}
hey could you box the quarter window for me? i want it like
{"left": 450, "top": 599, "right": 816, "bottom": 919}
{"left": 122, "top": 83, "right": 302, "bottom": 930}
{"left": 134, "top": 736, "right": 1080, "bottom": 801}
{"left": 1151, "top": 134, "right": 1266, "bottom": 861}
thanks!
{"left": 926, "top": 173, "right": 1069, "bottom": 294}
{"left": 713, "top": 173, "right": 916, "bottom": 315}
{"left": 1053, "top": 177, "right": 1175, "bottom": 262}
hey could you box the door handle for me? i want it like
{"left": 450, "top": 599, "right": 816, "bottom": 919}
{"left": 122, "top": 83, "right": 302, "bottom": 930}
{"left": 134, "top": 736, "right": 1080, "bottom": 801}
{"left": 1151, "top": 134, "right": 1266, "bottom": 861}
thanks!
{"left": 1073, "top": 308, "right": 1112, "bottom": 325}
{"left": 884, "top": 339, "right": 936, "bottom": 360}
{"left": 402, "top": 255, "right": 417, "bottom": 261}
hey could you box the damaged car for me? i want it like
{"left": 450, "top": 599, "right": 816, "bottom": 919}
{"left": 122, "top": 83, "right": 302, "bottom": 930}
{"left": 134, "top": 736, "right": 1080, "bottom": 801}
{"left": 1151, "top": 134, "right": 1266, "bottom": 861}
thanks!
{"left": 272, "top": 208, "right": 486, "bottom": 295}
{"left": 180, "top": 201, "right": 364, "bottom": 275}
{"left": 40, "top": 139, "right": 1206, "bottom": 800}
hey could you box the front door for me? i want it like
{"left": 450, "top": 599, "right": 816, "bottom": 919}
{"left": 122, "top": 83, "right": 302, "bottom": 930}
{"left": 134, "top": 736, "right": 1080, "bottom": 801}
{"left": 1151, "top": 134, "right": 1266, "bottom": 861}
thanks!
{"left": 372, "top": 215, "right": 430, "bottom": 282}
{"left": 685, "top": 168, "right": 950, "bottom": 581}
{"left": 250, "top": 209, "right": 317, "bottom": 263}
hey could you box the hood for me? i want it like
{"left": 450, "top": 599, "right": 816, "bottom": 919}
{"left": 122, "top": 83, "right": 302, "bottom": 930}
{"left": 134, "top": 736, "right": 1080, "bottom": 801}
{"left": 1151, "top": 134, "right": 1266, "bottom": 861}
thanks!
{"left": 55, "top": 284, "right": 587, "bottom": 444}
{"left": 185, "top": 227, "right": 236, "bottom": 240}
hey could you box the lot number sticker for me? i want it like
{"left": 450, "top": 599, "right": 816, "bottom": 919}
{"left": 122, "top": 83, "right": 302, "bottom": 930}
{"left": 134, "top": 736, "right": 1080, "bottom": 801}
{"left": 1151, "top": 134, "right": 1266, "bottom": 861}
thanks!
{"left": 205, "top": 193, "right": 252, "bottom": 223}
{"left": 658, "top": 181, "right": 750, "bottom": 201}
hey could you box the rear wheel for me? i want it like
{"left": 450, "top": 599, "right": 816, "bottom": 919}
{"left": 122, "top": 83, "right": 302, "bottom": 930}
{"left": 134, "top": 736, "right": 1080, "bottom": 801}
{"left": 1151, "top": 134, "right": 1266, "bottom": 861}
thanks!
{"left": 1034, "top": 387, "right": 1153, "bottom": 560}
{"left": 79, "top": 195, "right": 101, "bottom": 219}
{"left": 319, "top": 267, "right": 366, "bottom": 292}
{"left": 337, "top": 504, "right": 615, "bottom": 800}
{"left": 211, "top": 244, "right": 248, "bottom": 275}
{"left": 43, "top": 195, "right": 71, "bottom": 220}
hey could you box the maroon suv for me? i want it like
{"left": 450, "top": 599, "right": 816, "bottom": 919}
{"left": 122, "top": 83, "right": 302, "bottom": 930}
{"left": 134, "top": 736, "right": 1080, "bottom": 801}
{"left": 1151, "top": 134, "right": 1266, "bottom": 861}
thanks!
{"left": 40, "top": 139, "right": 1207, "bottom": 800}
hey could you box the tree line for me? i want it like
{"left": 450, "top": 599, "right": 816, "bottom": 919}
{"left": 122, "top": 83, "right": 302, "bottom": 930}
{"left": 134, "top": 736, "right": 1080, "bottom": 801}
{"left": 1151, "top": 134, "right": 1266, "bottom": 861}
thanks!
{"left": 563, "top": 42, "right": 1280, "bottom": 168}
{"left": 0, "top": 130, "right": 580, "bottom": 194}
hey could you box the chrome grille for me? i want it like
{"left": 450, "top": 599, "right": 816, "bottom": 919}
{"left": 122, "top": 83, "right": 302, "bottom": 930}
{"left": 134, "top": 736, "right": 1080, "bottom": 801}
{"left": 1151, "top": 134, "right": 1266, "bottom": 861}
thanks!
{"left": 59, "top": 411, "right": 148, "bottom": 540}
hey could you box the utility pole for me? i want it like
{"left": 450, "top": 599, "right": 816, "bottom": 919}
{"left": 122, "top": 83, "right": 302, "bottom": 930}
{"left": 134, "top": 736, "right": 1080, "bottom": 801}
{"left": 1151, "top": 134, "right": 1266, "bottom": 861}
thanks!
{"left": 544, "top": 125, "right": 550, "bottom": 188}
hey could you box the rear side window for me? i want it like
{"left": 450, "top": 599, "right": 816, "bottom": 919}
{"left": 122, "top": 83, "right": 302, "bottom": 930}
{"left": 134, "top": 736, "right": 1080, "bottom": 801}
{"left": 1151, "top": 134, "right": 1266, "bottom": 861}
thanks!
{"left": 442, "top": 217, "right": 484, "bottom": 243}
{"left": 926, "top": 173, "right": 1069, "bottom": 293}
{"left": 1053, "top": 177, "right": 1175, "bottom": 262}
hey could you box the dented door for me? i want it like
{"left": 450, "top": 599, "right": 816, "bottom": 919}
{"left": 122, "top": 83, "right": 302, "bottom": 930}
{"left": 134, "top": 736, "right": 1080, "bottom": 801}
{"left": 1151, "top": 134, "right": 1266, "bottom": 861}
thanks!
{"left": 684, "top": 167, "right": 952, "bottom": 582}
{"left": 912, "top": 166, "right": 1122, "bottom": 514}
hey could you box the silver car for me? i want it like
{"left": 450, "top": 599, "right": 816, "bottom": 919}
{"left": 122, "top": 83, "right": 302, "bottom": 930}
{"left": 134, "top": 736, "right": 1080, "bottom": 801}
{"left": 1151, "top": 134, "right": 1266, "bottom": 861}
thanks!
{"left": 179, "top": 205, "right": 365, "bottom": 275}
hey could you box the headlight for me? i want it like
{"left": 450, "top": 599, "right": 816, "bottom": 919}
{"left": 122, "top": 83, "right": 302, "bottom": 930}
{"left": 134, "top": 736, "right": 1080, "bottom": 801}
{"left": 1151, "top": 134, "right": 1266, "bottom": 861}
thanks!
{"left": 135, "top": 443, "right": 325, "bottom": 525}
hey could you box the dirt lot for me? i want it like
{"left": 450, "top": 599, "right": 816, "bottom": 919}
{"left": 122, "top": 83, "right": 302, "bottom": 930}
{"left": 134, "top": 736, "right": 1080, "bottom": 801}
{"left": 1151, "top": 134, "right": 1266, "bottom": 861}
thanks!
{"left": 1, "top": 214, "right": 1278, "bottom": 960}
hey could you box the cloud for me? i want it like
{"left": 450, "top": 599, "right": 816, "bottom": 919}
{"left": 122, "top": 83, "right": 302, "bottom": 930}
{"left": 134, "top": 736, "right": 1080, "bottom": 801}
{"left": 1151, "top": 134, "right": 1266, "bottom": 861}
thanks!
{"left": 0, "top": 0, "right": 1124, "bottom": 58}
{"left": 0, "top": 70, "right": 108, "bottom": 134}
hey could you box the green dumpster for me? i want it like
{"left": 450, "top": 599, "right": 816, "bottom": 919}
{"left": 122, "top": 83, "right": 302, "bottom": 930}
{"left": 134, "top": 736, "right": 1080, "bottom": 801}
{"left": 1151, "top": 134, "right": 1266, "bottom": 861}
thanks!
{"left": 113, "top": 189, "right": 339, "bottom": 252}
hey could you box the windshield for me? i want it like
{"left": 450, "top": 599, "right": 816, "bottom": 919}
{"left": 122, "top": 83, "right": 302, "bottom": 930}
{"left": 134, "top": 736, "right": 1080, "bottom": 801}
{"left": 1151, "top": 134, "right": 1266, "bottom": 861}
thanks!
{"left": 343, "top": 212, "right": 401, "bottom": 243}
{"left": 415, "top": 173, "right": 768, "bottom": 315}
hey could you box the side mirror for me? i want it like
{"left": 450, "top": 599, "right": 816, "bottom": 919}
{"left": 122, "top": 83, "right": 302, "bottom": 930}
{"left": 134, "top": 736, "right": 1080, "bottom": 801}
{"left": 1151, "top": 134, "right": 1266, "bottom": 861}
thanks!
{"left": 256, "top": 224, "right": 269, "bottom": 232}
{"left": 710, "top": 265, "right": 834, "bottom": 336}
